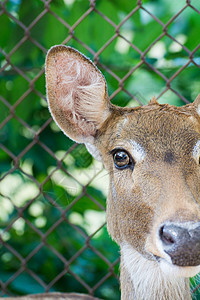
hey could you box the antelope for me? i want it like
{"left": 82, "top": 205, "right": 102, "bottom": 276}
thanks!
{"left": 45, "top": 45, "right": 200, "bottom": 300}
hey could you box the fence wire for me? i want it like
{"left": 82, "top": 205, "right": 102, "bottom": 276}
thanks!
{"left": 0, "top": 0, "right": 200, "bottom": 298}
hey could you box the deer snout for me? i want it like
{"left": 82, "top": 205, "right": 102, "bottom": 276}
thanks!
{"left": 159, "top": 223, "right": 200, "bottom": 267}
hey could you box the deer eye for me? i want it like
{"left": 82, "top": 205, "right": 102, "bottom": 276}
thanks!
{"left": 112, "top": 149, "right": 134, "bottom": 170}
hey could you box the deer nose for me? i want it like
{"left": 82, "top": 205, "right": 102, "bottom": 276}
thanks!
{"left": 159, "top": 223, "right": 200, "bottom": 266}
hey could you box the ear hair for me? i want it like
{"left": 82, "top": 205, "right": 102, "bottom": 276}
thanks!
{"left": 148, "top": 96, "right": 158, "bottom": 105}
{"left": 45, "top": 45, "right": 111, "bottom": 144}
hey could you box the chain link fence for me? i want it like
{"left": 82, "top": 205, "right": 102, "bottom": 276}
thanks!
{"left": 0, "top": 0, "right": 200, "bottom": 298}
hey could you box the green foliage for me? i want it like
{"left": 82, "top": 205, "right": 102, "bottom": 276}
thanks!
{"left": 0, "top": 0, "right": 200, "bottom": 299}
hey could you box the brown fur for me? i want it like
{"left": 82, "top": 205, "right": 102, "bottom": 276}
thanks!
{"left": 95, "top": 105, "right": 200, "bottom": 263}
{"left": 45, "top": 45, "right": 200, "bottom": 299}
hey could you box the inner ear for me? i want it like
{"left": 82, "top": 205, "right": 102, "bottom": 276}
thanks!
{"left": 45, "top": 45, "right": 111, "bottom": 143}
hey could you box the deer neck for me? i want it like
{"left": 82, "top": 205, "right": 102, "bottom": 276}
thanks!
{"left": 120, "top": 243, "right": 191, "bottom": 300}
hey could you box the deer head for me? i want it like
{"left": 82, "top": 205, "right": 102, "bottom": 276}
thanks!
{"left": 45, "top": 45, "right": 200, "bottom": 299}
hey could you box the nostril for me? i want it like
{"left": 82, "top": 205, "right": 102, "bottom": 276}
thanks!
{"left": 158, "top": 222, "right": 200, "bottom": 266}
{"left": 159, "top": 225, "right": 175, "bottom": 245}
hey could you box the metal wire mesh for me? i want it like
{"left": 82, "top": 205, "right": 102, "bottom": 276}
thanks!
{"left": 0, "top": 0, "right": 200, "bottom": 298}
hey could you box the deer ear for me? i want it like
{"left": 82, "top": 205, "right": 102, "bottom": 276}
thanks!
{"left": 193, "top": 94, "right": 200, "bottom": 116}
{"left": 45, "top": 45, "right": 111, "bottom": 144}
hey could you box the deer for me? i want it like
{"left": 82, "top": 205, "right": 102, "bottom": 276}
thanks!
{"left": 45, "top": 45, "right": 200, "bottom": 300}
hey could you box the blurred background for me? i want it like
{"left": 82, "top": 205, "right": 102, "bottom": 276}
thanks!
{"left": 0, "top": 0, "right": 200, "bottom": 299}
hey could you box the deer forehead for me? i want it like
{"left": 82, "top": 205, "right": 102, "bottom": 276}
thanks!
{"left": 102, "top": 107, "right": 200, "bottom": 163}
